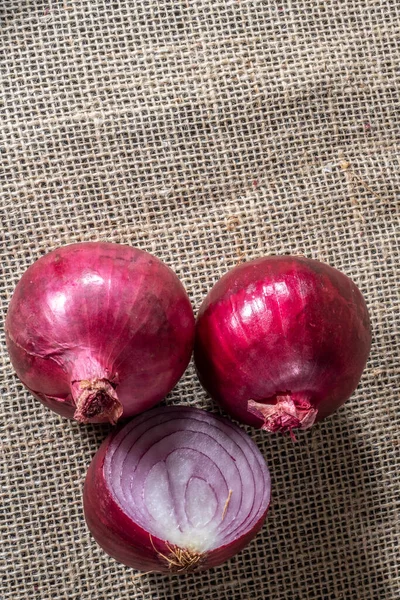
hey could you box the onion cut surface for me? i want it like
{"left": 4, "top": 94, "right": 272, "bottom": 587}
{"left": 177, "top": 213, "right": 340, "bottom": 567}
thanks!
{"left": 194, "top": 256, "right": 371, "bottom": 435}
{"left": 5, "top": 242, "right": 194, "bottom": 424}
{"left": 84, "top": 406, "right": 271, "bottom": 572}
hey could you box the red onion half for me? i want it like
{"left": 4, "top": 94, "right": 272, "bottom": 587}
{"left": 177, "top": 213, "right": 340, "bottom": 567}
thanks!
{"left": 83, "top": 406, "right": 271, "bottom": 572}
{"left": 194, "top": 256, "right": 371, "bottom": 435}
{"left": 5, "top": 242, "right": 194, "bottom": 424}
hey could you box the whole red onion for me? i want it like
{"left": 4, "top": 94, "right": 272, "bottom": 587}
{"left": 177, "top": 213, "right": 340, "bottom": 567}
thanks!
{"left": 5, "top": 242, "right": 194, "bottom": 424}
{"left": 194, "top": 256, "right": 371, "bottom": 435}
{"left": 83, "top": 406, "right": 271, "bottom": 572}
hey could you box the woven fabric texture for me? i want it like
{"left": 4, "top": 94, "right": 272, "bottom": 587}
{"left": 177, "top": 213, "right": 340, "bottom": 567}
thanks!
{"left": 1, "top": 1, "right": 399, "bottom": 599}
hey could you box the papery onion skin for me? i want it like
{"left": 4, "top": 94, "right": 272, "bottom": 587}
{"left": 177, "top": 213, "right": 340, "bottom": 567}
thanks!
{"left": 194, "top": 256, "right": 371, "bottom": 434}
{"left": 83, "top": 406, "right": 271, "bottom": 573}
{"left": 5, "top": 242, "right": 194, "bottom": 424}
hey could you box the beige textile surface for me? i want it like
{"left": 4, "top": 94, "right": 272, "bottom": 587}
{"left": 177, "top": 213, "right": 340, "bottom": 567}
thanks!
{"left": 1, "top": 1, "right": 399, "bottom": 599}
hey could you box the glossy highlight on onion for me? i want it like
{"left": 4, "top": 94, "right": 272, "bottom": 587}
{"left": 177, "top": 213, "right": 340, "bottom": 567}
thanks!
{"left": 5, "top": 242, "right": 194, "bottom": 424}
{"left": 194, "top": 256, "right": 371, "bottom": 435}
{"left": 83, "top": 406, "right": 271, "bottom": 572}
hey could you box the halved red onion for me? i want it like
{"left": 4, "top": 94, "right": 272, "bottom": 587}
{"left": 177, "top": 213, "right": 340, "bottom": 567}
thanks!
{"left": 84, "top": 406, "right": 271, "bottom": 573}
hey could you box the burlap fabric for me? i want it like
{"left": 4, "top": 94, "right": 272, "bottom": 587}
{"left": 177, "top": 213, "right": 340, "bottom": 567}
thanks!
{"left": 1, "top": 1, "right": 399, "bottom": 599}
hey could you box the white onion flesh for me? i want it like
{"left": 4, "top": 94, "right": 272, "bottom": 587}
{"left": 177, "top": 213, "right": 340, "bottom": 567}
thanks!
{"left": 104, "top": 407, "right": 271, "bottom": 554}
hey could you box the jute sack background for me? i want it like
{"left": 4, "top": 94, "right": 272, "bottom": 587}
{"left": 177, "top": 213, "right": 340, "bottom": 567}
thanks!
{"left": 0, "top": 1, "right": 399, "bottom": 599}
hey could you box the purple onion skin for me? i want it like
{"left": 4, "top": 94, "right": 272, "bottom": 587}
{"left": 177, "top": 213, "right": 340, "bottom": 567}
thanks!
{"left": 5, "top": 242, "right": 194, "bottom": 424}
{"left": 83, "top": 406, "right": 271, "bottom": 573}
{"left": 194, "top": 256, "right": 371, "bottom": 434}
